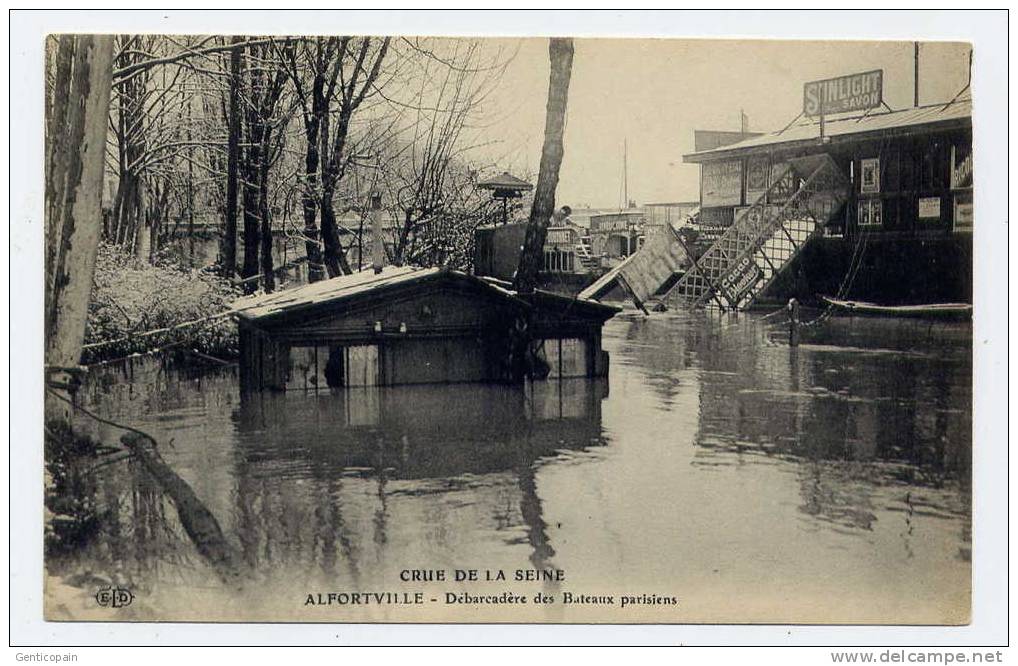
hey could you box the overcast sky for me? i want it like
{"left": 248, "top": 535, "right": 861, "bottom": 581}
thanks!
{"left": 471, "top": 38, "right": 971, "bottom": 208}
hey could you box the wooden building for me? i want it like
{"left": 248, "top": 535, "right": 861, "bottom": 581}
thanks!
{"left": 680, "top": 97, "right": 973, "bottom": 305}
{"left": 234, "top": 266, "right": 619, "bottom": 392}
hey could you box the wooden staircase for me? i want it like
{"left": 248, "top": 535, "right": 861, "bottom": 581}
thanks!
{"left": 665, "top": 154, "right": 850, "bottom": 310}
{"left": 575, "top": 236, "right": 599, "bottom": 270}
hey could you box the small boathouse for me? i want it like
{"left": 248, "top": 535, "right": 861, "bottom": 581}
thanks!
{"left": 234, "top": 266, "right": 619, "bottom": 392}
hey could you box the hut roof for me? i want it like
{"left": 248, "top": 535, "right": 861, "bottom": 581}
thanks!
{"left": 232, "top": 265, "right": 618, "bottom": 323}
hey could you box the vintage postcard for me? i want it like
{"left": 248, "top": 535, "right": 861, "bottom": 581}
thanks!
{"left": 39, "top": 31, "right": 975, "bottom": 626}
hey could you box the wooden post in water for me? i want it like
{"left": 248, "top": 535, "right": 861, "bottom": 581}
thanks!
{"left": 788, "top": 297, "right": 801, "bottom": 347}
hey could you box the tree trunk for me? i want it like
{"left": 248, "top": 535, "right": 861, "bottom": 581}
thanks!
{"left": 302, "top": 114, "right": 324, "bottom": 282}
{"left": 44, "top": 35, "right": 115, "bottom": 423}
{"left": 240, "top": 63, "right": 263, "bottom": 294}
{"left": 514, "top": 38, "right": 574, "bottom": 294}
{"left": 133, "top": 178, "right": 150, "bottom": 261}
{"left": 318, "top": 106, "right": 353, "bottom": 278}
{"left": 240, "top": 136, "right": 261, "bottom": 293}
{"left": 222, "top": 36, "right": 242, "bottom": 278}
{"left": 259, "top": 127, "right": 275, "bottom": 293}
{"left": 319, "top": 183, "right": 352, "bottom": 277}
{"left": 44, "top": 35, "right": 74, "bottom": 254}
{"left": 111, "top": 51, "right": 147, "bottom": 255}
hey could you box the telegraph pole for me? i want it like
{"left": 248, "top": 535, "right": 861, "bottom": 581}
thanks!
{"left": 914, "top": 42, "right": 920, "bottom": 107}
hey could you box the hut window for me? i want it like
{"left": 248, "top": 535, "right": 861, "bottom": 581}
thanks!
{"left": 287, "top": 346, "right": 328, "bottom": 391}
{"left": 287, "top": 344, "right": 378, "bottom": 390}
{"left": 541, "top": 338, "right": 589, "bottom": 379}
{"left": 344, "top": 345, "right": 379, "bottom": 387}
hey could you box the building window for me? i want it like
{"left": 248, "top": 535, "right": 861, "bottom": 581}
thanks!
{"left": 343, "top": 345, "right": 380, "bottom": 387}
{"left": 858, "top": 199, "right": 882, "bottom": 228}
{"left": 917, "top": 196, "right": 943, "bottom": 224}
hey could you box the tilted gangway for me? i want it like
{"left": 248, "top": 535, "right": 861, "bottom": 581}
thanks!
{"left": 665, "top": 154, "right": 850, "bottom": 310}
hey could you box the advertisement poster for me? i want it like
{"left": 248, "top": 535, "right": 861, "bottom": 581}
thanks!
{"left": 745, "top": 155, "right": 771, "bottom": 202}
{"left": 802, "top": 69, "right": 883, "bottom": 116}
{"left": 700, "top": 159, "right": 743, "bottom": 207}
{"left": 860, "top": 157, "right": 881, "bottom": 193}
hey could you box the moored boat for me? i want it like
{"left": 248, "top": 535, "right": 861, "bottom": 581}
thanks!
{"left": 819, "top": 295, "right": 972, "bottom": 320}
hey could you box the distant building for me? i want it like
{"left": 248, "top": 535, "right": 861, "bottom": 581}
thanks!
{"left": 588, "top": 211, "right": 645, "bottom": 261}
{"left": 473, "top": 223, "right": 527, "bottom": 281}
{"left": 676, "top": 97, "right": 973, "bottom": 306}
{"left": 474, "top": 218, "right": 597, "bottom": 285}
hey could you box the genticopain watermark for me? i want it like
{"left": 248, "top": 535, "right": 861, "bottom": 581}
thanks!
{"left": 15, "top": 654, "right": 78, "bottom": 663}
{"left": 832, "top": 651, "right": 1004, "bottom": 664}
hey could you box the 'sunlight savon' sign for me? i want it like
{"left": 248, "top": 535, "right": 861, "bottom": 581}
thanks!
{"left": 803, "top": 70, "right": 883, "bottom": 117}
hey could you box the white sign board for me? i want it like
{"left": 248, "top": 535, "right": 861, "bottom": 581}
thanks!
{"left": 918, "top": 197, "right": 942, "bottom": 219}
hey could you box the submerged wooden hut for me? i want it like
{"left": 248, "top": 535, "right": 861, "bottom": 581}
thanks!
{"left": 234, "top": 266, "right": 619, "bottom": 392}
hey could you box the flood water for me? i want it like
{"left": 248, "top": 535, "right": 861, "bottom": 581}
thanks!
{"left": 47, "top": 310, "right": 972, "bottom": 624}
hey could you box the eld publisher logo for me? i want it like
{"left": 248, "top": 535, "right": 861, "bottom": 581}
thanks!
{"left": 95, "top": 586, "right": 134, "bottom": 609}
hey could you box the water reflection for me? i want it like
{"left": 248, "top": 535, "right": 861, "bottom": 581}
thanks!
{"left": 232, "top": 380, "right": 605, "bottom": 479}
{"left": 54, "top": 309, "right": 971, "bottom": 622}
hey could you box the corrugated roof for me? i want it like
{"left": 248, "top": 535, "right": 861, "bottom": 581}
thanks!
{"left": 684, "top": 98, "right": 972, "bottom": 162}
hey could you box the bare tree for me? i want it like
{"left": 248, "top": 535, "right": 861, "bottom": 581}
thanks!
{"left": 106, "top": 35, "right": 213, "bottom": 261}
{"left": 44, "top": 35, "right": 116, "bottom": 422}
{"left": 352, "top": 38, "right": 514, "bottom": 270}
{"left": 238, "top": 41, "right": 290, "bottom": 293}
{"left": 223, "top": 35, "right": 243, "bottom": 277}
{"left": 381, "top": 40, "right": 490, "bottom": 265}
{"left": 515, "top": 38, "right": 574, "bottom": 294}
{"left": 320, "top": 37, "right": 391, "bottom": 277}
{"left": 277, "top": 36, "right": 392, "bottom": 279}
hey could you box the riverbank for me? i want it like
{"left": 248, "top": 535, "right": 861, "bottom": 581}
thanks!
{"left": 82, "top": 242, "right": 240, "bottom": 364}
